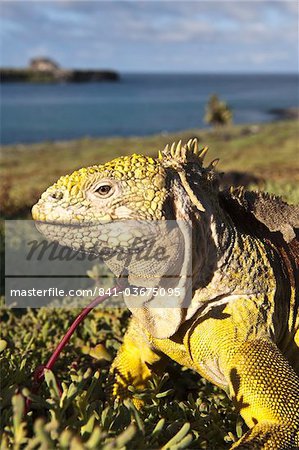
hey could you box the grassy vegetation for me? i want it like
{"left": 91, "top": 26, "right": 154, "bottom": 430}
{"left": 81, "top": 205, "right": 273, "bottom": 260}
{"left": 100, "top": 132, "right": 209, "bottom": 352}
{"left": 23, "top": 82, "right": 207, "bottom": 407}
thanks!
{"left": 0, "top": 119, "right": 298, "bottom": 449}
{"left": 0, "top": 303, "right": 243, "bottom": 449}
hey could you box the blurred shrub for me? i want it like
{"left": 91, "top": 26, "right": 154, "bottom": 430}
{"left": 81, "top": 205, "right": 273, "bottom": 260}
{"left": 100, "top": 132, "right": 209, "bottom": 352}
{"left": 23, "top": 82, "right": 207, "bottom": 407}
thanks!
{"left": 204, "top": 94, "right": 233, "bottom": 128}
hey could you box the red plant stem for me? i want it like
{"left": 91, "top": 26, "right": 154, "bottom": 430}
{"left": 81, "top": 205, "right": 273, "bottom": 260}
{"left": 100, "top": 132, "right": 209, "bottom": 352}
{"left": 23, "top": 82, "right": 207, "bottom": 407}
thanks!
{"left": 25, "top": 283, "right": 124, "bottom": 412}
{"left": 40, "top": 284, "right": 123, "bottom": 379}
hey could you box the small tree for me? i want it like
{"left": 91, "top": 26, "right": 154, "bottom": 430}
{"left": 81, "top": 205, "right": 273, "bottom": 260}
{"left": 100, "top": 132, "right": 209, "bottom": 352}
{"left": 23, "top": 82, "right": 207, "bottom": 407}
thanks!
{"left": 204, "top": 94, "right": 233, "bottom": 128}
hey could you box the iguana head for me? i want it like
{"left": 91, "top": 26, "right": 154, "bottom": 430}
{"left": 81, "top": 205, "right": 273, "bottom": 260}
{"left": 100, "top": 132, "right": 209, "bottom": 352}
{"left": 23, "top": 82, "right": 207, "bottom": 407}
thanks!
{"left": 32, "top": 154, "right": 168, "bottom": 223}
{"left": 32, "top": 139, "right": 219, "bottom": 225}
{"left": 32, "top": 139, "right": 220, "bottom": 338}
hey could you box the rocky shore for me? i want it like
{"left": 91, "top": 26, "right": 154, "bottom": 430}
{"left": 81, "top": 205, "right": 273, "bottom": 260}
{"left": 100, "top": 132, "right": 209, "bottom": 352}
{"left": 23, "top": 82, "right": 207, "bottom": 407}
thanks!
{"left": 0, "top": 68, "right": 119, "bottom": 83}
{"left": 269, "top": 107, "right": 299, "bottom": 120}
{"left": 0, "top": 58, "right": 119, "bottom": 83}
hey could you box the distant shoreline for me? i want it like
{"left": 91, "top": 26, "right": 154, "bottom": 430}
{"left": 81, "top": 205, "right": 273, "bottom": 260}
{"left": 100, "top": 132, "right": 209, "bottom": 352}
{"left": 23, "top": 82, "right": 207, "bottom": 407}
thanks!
{"left": 1, "top": 118, "right": 297, "bottom": 151}
{"left": 268, "top": 107, "right": 299, "bottom": 121}
{"left": 0, "top": 68, "right": 120, "bottom": 83}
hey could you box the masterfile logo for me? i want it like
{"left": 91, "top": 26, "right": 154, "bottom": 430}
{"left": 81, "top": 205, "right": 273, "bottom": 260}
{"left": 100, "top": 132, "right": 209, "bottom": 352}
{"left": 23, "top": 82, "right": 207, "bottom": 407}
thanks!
{"left": 5, "top": 220, "right": 192, "bottom": 309}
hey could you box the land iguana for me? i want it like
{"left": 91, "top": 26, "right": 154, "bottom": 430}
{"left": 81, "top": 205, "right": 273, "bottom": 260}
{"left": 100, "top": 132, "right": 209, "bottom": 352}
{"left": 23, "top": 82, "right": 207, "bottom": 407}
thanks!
{"left": 32, "top": 139, "right": 299, "bottom": 449}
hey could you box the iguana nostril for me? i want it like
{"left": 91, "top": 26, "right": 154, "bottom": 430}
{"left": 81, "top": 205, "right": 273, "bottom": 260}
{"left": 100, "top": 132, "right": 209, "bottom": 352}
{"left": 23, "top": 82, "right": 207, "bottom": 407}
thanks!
{"left": 50, "top": 191, "right": 63, "bottom": 201}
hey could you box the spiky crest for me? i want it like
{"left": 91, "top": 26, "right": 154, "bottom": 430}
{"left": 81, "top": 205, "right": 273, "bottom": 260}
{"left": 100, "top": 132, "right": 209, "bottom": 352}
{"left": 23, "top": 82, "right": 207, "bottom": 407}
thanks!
{"left": 158, "top": 138, "right": 218, "bottom": 213}
{"left": 158, "top": 138, "right": 209, "bottom": 170}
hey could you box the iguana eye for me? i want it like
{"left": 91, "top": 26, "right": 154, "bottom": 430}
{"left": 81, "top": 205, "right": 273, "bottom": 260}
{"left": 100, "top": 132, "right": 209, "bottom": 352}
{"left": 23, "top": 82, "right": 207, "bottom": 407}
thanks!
{"left": 94, "top": 183, "right": 114, "bottom": 198}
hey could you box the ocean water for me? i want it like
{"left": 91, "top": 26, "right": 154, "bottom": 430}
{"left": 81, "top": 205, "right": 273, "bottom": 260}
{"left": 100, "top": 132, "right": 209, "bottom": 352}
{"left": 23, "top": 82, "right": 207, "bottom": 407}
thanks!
{"left": 1, "top": 74, "right": 298, "bottom": 145}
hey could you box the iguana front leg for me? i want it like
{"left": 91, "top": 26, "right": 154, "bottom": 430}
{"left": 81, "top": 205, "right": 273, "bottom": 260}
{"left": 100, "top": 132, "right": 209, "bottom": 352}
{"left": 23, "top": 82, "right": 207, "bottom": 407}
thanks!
{"left": 188, "top": 315, "right": 299, "bottom": 450}
{"left": 107, "top": 317, "right": 168, "bottom": 406}
{"left": 227, "top": 339, "right": 299, "bottom": 449}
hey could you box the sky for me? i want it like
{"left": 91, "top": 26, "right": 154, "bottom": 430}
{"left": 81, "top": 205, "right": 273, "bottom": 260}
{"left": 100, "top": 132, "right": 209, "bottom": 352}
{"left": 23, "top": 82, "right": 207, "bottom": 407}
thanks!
{"left": 0, "top": 1, "right": 298, "bottom": 73}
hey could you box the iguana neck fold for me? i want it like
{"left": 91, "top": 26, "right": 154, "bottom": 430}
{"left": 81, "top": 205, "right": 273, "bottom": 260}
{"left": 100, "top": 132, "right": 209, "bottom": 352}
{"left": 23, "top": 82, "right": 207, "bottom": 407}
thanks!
{"left": 191, "top": 208, "right": 276, "bottom": 307}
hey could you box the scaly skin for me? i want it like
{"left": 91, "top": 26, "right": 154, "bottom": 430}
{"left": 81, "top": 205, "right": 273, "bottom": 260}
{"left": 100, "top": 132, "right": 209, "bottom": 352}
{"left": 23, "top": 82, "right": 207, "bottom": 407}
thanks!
{"left": 32, "top": 139, "right": 299, "bottom": 449}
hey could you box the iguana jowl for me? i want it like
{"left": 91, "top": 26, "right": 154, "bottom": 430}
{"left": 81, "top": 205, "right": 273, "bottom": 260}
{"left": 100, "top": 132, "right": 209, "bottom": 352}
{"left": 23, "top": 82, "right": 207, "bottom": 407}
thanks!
{"left": 32, "top": 139, "right": 299, "bottom": 449}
